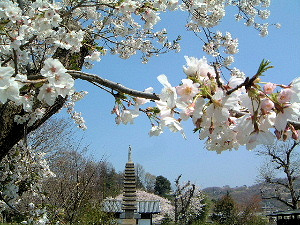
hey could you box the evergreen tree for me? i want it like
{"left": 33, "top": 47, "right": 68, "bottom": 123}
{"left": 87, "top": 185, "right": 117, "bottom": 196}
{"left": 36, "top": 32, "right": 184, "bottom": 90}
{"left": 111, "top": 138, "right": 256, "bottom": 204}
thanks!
{"left": 211, "top": 192, "right": 238, "bottom": 225}
{"left": 154, "top": 175, "right": 171, "bottom": 197}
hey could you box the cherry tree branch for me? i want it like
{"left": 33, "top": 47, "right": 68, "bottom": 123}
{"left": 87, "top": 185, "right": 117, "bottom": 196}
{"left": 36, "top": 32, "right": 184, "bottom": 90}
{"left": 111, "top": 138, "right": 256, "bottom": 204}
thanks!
{"left": 67, "top": 70, "right": 160, "bottom": 100}
{"left": 261, "top": 194, "right": 294, "bottom": 209}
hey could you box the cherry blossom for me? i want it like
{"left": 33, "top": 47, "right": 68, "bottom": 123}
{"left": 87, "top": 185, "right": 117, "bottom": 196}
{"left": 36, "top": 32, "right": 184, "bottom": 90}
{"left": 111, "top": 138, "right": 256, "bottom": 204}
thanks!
{"left": 0, "top": 67, "right": 23, "bottom": 103}
{"left": 0, "top": 142, "right": 55, "bottom": 224}
{"left": 183, "top": 56, "right": 215, "bottom": 80}
{"left": 157, "top": 74, "right": 177, "bottom": 108}
{"left": 149, "top": 125, "right": 164, "bottom": 137}
{"left": 263, "top": 82, "right": 276, "bottom": 94}
{"left": 261, "top": 98, "right": 275, "bottom": 113}
{"left": 278, "top": 88, "right": 293, "bottom": 104}
{"left": 0, "top": 0, "right": 298, "bottom": 158}
{"left": 176, "top": 79, "right": 200, "bottom": 101}
{"left": 2, "top": 0, "right": 299, "bottom": 223}
{"left": 120, "top": 109, "right": 140, "bottom": 125}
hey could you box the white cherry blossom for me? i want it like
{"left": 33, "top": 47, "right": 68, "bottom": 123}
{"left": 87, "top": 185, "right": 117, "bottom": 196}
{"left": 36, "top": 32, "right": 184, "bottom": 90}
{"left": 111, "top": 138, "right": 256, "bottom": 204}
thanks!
{"left": 157, "top": 74, "right": 177, "bottom": 108}
{"left": 176, "top": 79, "right": 200, "bottom": 101}
{"left": 183, "top": 56, "right": 215, "bottom": 80}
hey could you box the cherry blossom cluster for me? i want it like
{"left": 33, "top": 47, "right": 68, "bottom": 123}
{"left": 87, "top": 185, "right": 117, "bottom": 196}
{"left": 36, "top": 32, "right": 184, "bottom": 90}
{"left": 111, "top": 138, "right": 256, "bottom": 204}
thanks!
{"left": 231, "top": 0, "right": 281, "bottom": 37}
{"left": 0, "top": 0, "right": 278, "bottom": 132}
{"left": 202, "top": 31, "right": 239, "bottom": 67}
{"left": 0, "top": 0, "right": 295, "bottom": 153}
{"left": 0, "top": 0, "right": 183, "bottom": 130}
{"left": 174, "top": 179, "right": 205, "bottom": 224}
{"left": 112, "top": 57, "right": 300, "bottom": 153}
{"left": 0, "top": 142, "right": 55, "bottom": 224}
{"left": 183, "top": 0, "right": 277, "bottom": 67}
{"left": 64, "top": 91, "right": 89, "bottom": 130}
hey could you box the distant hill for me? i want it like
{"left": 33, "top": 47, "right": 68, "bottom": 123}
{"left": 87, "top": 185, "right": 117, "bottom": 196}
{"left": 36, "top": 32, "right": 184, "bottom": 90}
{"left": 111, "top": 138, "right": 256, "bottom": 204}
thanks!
{"left": 203, "top": 184, "right": 262, "bottom": 208}
{"left": 203, "top": 178, "right": 300, "bottom": 214}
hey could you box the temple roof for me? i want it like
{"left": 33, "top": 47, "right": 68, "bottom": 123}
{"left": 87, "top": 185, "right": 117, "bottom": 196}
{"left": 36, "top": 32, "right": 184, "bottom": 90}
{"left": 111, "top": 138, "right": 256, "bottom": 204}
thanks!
{"left": 103, "top": 199, "right": 161, "bottom": 214}
{"left": 267, "top": 209, "right": 300, "bottom": 216}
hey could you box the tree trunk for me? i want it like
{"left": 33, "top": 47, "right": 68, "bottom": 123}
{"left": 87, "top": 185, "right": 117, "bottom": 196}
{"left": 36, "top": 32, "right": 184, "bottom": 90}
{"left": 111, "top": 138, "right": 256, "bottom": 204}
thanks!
{"left": 0, "top": 97, "right": 66, "bottom": 161}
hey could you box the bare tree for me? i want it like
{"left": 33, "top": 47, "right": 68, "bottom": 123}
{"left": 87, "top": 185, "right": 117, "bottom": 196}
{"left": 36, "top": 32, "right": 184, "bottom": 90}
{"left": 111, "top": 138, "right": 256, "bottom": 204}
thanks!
{"left": 43, "top": 150, "right": 96, "bottom": 224}
{"left": 136, "top": 163, "right": 146, "bottom": 190}
{"left": 25, "top": 117, "right": 122, "bottom": 223}
{"left": 258, "top": 141, "right": 300, "bottom": 210}
{"left": 28, "top": 116, "right": 76, "bottom": 156}
{"left": 144, "top": 172, "right": 156, "bottom": 193}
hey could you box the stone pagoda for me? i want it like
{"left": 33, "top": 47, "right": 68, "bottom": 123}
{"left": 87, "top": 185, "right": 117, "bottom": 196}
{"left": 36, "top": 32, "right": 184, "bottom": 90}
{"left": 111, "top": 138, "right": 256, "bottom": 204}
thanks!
{"left": 102, "top": 146, "right": 161, "bottom": 225}
{"left": 120, "top": 145, "right": 137, "bottom": 224}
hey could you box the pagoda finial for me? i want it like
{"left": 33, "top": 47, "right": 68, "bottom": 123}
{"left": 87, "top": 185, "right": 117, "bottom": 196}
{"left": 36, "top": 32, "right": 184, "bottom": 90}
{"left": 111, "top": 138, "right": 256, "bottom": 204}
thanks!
{"left": 128, "top": 145, "right": 132, "bottom": 162}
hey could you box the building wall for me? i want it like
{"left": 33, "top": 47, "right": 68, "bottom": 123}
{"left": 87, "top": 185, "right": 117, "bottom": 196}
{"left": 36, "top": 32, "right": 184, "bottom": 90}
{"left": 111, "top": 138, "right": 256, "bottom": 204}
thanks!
{"left": 138, "top": 219, "right": 151, "bottom": 225}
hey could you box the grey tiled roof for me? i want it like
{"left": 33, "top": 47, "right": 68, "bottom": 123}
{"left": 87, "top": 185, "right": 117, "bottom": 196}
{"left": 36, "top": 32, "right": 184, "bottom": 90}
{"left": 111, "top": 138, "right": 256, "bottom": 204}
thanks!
{"left": 137, "top": 200, "right": 161, "bottom": 213}
{"left": 103, "top": 200, "right": 161, "bottom": 214}
{"left": 267, "top": 209, "right": 300, "bottom": 216}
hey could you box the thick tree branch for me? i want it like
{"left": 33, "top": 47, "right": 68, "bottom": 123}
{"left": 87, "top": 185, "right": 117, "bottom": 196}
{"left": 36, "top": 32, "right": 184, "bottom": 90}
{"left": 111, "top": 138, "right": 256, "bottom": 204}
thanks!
{"left": 259, "top": 141, "right": 300, "bottom": 210}
{"left": 261, "top": 195, "right": 295, "bottom": 209}
{"left": 67, "top": 70, "right": 160, "bottom": 100}
{"left": 264, "top": 178, "right": 289, "bottom": 190}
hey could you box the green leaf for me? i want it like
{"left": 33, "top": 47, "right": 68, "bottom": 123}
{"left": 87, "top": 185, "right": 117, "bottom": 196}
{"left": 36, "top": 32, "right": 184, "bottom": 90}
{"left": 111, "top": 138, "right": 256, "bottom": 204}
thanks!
{"left": 193, "top": 127, "right": 201, "bottom": 133}
{"left": 256, "top": 59, "right": 274, "bottom": 76}
{"left": 19, "top": 85, "right": 30, "bottom": 93}
{"left": 151, "top": 107, "right": 160, "bottom": 114}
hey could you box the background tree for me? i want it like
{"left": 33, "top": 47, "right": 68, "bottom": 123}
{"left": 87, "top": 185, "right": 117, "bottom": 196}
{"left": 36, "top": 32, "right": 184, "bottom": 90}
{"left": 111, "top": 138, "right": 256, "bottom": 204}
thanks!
{"left": 173, "top": 175, "right": 206, "bottom": 225}
{"left": 33, "top": 119, "right": 122, "bottom": 224}
{"left": 144, "top": 172, "right": 157, "bottom": 193}
{"left": 258, "top": 141, "right": 300, "bottom": 210}
{"left": 135, "top": 163, "right": 158, "bottom": 192}
{"left": 43, "top": 149, "right": 97, "bottom": 224}
{"left": 136, "top": 163, "right": 146, "bottom": 190}
{"left": 0, "top": 117, "right": 125, "bottom": 224}
{"left": 27, "top": 117, "right": 76, "bottom": 156}
{"left": 154, "top": 175, "right": 172, "bottom": 197}
{"left": 211, "top": 192, "right": 239, "bottom": 225}
{"left": 97, "top": 162, "right": 123, "bottom": 200}
{"left": 237, "top": 195, "right": 268, "bottom": 225}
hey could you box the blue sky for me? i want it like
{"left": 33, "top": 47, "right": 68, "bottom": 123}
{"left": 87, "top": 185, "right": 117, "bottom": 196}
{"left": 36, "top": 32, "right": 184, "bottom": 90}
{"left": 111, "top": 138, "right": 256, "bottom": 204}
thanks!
{"left": 70, "top": 1, "right": 300, "bottom": 188}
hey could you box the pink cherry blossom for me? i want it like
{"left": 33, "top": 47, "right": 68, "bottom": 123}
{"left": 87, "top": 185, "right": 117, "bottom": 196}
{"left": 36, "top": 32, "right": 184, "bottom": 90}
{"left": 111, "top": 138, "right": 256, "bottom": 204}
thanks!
{"left": 274, "top": 103, "right": 300, "bottom": 132}
{"left": 263, "top": 82, "right": 276, "bottom": 94}
{"left": 246, "top": 130, "right": 274, "bottom": 150}
{"left": 177, "top": 100, "right": 195, "bottom": 120}
{"left": 135, "top": 87, "right": 154, "bottom": 106}
{"left": 278, "top": 88, "right": 293, "bottom": 103}
{"left": 261, "top": 98, "right": 274, "bottom": 113}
